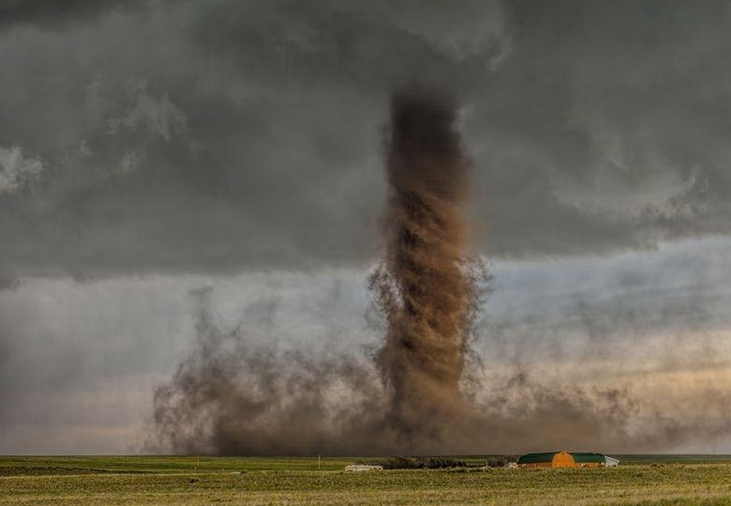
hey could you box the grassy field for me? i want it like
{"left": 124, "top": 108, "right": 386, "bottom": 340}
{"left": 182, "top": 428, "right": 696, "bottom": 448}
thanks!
{"left": 3, "top": 456, "right": 731, "bottom": 505}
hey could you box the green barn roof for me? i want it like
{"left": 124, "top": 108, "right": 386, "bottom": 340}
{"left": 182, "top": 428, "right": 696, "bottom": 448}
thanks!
{"left": 516, "top": 452, "right": 560, "bottom": 464}
{"left": 572, "top": 452, "right": 609, "bottom": 463}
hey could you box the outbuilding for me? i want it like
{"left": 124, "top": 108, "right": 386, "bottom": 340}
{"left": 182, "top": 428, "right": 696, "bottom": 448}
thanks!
{"left": 517, "top": 451, "right": 619, "bottom": 468}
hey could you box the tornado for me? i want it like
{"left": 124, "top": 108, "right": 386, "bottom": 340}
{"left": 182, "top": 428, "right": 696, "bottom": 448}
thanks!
{"left": 149, "top": 88, "right": 719, "bottom": 456}
{"left": 371, "top": 87, "right": 476, "bottom": 441}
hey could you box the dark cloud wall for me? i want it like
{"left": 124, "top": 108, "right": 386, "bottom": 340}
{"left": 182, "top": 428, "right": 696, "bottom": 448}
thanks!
{"left": 2, "top": 0, "right": 731, "bottom": 282}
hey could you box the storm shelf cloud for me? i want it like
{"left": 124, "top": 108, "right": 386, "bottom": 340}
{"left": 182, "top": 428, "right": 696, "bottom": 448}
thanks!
{"left": 2, "top": 0, "right": 731, "bottom": 281}
{"left": 2, "top": 0, "right": 731, "bottom": 455}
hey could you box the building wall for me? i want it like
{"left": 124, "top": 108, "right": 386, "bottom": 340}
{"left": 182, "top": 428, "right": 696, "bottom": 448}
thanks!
{"left": 551, "top": 451, "right": 577, "bottom": 468}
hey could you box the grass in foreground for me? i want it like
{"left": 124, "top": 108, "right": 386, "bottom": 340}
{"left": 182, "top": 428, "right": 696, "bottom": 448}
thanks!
{"left": 3, "top": 457, "right": 731, "bottom": 505}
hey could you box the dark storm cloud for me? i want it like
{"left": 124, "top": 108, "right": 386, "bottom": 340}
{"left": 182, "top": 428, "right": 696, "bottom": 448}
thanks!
{"left": 1, "top": 0, "right": 731, "bottom": 282}
{"left": 466, "top": 0, "right": 731, "bottom": 255}
{"left": 0, "top": 0, "right": 148, "bottom": 32}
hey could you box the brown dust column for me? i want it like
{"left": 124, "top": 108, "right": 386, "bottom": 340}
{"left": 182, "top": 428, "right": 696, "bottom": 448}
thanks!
{"left": 372, "top": 87, "right": 475, "bottom": 442}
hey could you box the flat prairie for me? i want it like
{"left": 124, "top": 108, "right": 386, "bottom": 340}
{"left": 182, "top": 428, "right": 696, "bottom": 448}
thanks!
{"left": 3, "top": 456, "right": 731, "bottom": 505}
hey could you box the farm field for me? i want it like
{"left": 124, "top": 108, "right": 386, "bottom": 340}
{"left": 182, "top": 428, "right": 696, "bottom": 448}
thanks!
{"left": 3, "top": 456, "right": 731, "bottom": 505}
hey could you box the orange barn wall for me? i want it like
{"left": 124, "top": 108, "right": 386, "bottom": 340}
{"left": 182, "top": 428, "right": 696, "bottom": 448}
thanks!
{"left": 551, "top": 451, "right": 577, "bottom": 468}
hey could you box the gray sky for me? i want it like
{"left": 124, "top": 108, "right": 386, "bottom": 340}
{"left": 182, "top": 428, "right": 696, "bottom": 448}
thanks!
{"left": 2, "top": 0, "right": 731, "bottom": 454}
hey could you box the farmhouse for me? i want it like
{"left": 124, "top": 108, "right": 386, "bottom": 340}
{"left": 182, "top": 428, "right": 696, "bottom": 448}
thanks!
{"left": 517, "top": 451, "right": 619, "bottom": 468}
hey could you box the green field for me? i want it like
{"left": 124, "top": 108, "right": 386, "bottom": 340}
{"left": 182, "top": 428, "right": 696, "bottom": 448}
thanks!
{"left": 3, "top": 456, "right": 731, "bottom": 505}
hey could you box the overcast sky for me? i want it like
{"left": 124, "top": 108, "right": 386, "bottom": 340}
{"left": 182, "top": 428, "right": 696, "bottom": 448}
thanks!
{"left": 2, "top": 0, "right": 731, "bottom": 454}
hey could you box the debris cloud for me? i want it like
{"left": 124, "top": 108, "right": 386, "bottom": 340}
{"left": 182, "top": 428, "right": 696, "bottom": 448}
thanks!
{"left": 150, "top": 87, "right": 481, "bottom": 454}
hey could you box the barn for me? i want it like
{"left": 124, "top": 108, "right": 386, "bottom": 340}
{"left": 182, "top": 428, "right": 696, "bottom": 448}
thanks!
{"left": 517, "top": 451, "right": 619, "bottom": 468}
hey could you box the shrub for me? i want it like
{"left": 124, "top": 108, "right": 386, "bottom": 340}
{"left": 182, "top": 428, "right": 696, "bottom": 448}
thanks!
{"left": 368, "top": 457, "right": 468, "bottom": 470}
{"left": 485, "top": 456, "right": 516, "bottom": 468}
